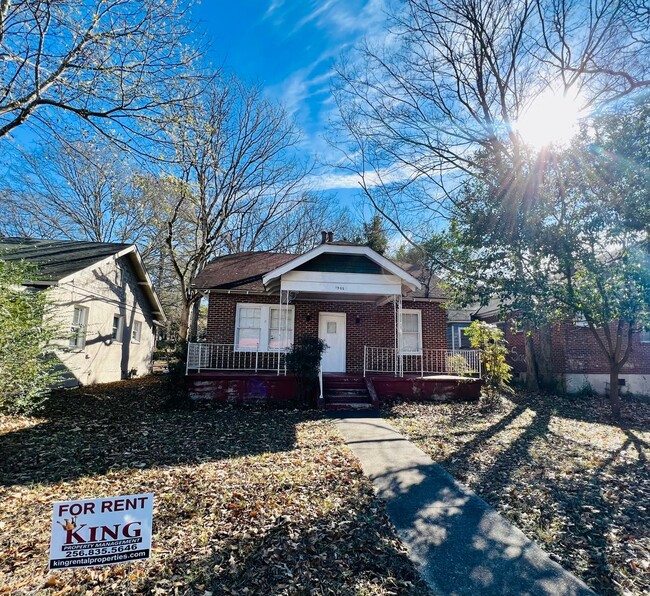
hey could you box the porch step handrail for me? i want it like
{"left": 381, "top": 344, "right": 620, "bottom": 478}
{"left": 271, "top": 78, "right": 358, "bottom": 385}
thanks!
{"left": 363, "top": 346, "right": 482, "bottom": 378}
{"left": 186, "top": 342, "right": 287, "bottom": 375}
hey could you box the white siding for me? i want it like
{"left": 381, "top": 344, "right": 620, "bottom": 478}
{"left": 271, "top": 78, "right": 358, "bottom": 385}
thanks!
{"left": 46, "top": 255, "right": 157, "bottom": 386}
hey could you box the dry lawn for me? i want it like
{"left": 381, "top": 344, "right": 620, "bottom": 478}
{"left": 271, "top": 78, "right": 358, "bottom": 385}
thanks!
{"left": 0, "top": 377, "right": 429, "bottom": 595}
{"left": 384, "top": 391, "right": 650, "bottom": 596}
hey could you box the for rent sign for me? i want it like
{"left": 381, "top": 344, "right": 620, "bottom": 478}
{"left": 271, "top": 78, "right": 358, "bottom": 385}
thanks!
{"left": 49, "top": 494, "right": 153, "bottom": 569}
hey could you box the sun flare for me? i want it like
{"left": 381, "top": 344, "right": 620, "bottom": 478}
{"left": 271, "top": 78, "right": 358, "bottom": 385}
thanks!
{"left": 515, "top": 89, "right": 585, "bottom": 149}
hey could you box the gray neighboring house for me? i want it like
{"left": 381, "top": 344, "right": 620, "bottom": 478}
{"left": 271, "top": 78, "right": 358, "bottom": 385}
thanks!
{"left": 0, "top": 237, "right": 165, "bottom": 386}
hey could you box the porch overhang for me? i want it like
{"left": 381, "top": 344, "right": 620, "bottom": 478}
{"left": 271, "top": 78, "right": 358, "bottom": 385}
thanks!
{"left": 261, "top": 244, "right": 421, "bottom": 296}
{"left": 277, "top": 270, "right": 403, "bottom": 299}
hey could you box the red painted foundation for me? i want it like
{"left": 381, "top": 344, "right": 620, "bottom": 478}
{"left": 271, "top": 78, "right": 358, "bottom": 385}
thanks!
{"left": 369, "top": 375, "right": 482, "bottom": 402}
{"left": 187, "top": 372, "right": 482, "bottom": 407}
{"left": 187, "top": 372, "right": 308, "bottom": 405}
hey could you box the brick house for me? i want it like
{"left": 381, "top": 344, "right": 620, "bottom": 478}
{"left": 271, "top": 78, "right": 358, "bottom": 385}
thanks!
{"left": 0, "top": 237, "right": 165, "bottom": 386}
{"left": 187, "top": 235, "right": 482, "bottom": 408}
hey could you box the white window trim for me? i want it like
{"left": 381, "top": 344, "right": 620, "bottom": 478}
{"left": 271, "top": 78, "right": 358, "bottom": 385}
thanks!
{"left": 132, "top": 320, "right": 142, "bottom": 343}
{"left": 112, "top": 314, "right": 125, "bottom": 343}
{"left": 400, "top": 309, "right": 422, "bottom": 355}
{"left": 69, "top": 305, "right": 89, "bottom": 349}
{"left": 234, "top": 303, "right": 295, "bottom": 352}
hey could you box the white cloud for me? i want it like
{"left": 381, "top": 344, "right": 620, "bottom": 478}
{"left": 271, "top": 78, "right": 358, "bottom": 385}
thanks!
{"left": 264, "top": 0, "right": 285, "bottom": 18}
{"left": 307, "top": 162, "right": 414, "bottom": 191}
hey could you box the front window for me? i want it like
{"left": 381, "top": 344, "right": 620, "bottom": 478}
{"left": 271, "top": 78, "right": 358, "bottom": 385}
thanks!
{"left": 235, "top": 306, "right": 262, "bottom": 350}
{"left": 268, "top": 307, "right": 294, "bottom": 350}
{"left": 69, "top": 305, "right": 89, "bottom": 349}
{"left": 400, "top": 310, "right": 422, "bottom": 354}
{"left": 641, "top": 329, "right": 650, "bottom": 343}
{"left": 235, "top": 304, "right": 294, "bottom": 351}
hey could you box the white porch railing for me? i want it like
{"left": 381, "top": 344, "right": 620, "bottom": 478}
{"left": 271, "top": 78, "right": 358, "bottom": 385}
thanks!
{"left": 363, "top": 347, "right": 482, "bottom": 378}
{"left": 186, "top": 343, "right": 287, "bottom": 374}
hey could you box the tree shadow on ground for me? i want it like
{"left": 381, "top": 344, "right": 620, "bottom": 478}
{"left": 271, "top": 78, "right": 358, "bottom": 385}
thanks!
{"left": 0, "top": 377, "right": 308, "bottom": 487}
{"left": 382, "top": 392, "right": 649, "bottom": 595}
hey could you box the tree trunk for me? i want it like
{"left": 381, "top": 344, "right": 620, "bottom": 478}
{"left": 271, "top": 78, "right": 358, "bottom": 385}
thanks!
{"left": 537, "top": 324, "right": 556, "bottom": 391}
{"left": 524, "top": 331, "right": 540, "bottom": 391}
{"left": 189, "top": 299, "right": 200, "bottom": 342}
{"left": 178, "top": 300, "right": 191, "bottom": 343}
{"left": 609, "top": 365, "right": 622, "bottom": 419}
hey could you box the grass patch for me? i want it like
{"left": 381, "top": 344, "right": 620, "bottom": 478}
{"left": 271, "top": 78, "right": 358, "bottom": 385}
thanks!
{"left": 0, "top": 377, "right": 429, "bottom": 594}
{"left": 384, "top": 392, "right": 650, "bottom": 596}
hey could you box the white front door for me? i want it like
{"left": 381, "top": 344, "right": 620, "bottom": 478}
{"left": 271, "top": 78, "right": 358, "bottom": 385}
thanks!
{"left": 318, "top": 312, "right": 346, "bottom": 373}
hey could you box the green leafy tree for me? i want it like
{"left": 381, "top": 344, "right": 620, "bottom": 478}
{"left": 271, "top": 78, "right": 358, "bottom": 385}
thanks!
{"left": 358, "top": 215, "right": 389, "bottom": 255}
{"left": 448, "top": 106, "right": 650, "bottom": 417}
{"left": 0, "top": 260, "right": 59, "bottom": 414}
{"left": 464, "top": 321, "right": 513, "bottom": 396}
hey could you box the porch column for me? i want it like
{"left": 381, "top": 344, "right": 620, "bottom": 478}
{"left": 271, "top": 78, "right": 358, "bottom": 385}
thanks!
{"left": 397, "top": 292, "right": 404, "bottom": 377}
{"left": 394, "top": 295, "right": 398, "bottom": 376}
{"left": 277, "top": 286, "right": 291, "bottom": 376}
{"left": 393, "top": 294, "right": 403, "bottom": 377}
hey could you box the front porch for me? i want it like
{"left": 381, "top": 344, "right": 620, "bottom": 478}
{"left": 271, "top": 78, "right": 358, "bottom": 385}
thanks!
{"left": 186, "top": 343, "right": 483, "bottom": 408}
{"left": 186, "top": 342, "right": 482, "bottom": 378}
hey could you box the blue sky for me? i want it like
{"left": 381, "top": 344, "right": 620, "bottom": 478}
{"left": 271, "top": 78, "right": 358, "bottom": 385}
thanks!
{"left": 194, "top": 0, "right": 389, "bottom": 211}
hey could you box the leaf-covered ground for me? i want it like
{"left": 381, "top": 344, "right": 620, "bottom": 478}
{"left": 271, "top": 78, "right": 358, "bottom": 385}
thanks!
{"left": 384, "top": 392, "right": 650, "bottom": 595}
{"left": 0, "top": 377, "right": 429, "bottom": 595}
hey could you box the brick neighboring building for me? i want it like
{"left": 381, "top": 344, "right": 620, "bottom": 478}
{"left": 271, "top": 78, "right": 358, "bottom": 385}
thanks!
{"left": 476, "top": 304, "right": 650, "bottom": 396}
{"left": 188, "top": 235, "right": 482, "bottom": 407}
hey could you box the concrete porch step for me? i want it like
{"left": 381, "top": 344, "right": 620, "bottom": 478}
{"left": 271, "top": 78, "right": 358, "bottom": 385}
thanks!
{"left": 325, "top": 395, "right": 373, "bottom": 405}
{"left": 324, "top": 402, "right": 376, "bottom": 411}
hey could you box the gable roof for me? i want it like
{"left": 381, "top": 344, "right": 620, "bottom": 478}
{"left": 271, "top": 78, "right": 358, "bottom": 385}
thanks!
{"left": 0, "top": 237, "right": 165, "bottom": 321}
{"left": 261, "top": 243, "right": 422, "bottom": 291}
{"left": 194, "top": 245, "right": 447, "bottom": 300}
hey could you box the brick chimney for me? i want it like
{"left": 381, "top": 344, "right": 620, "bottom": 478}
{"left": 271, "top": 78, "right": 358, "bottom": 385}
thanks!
{"left": 321, "top": 231, "right": 327, "bottom": 244}
{"left": 327, "top": 231, "right": 333, "bottom": 243}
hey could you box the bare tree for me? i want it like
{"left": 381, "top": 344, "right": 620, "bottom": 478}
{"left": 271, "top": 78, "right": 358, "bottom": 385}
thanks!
{"left": 0, "top": 0, "right": 201, "bottom": 147}
{"left": 334, "top": 0, "right": 649, "bottom": 233}
{"left": 144, "top": 77, "right": 314, "bottom": 341}
{"left": 0, "top": 138, "right": 155, "bottom": 249}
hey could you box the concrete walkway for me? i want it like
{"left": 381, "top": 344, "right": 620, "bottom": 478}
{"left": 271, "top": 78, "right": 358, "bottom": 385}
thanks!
{"left": 333, "top": 413, "right": 594, "bottom": 596}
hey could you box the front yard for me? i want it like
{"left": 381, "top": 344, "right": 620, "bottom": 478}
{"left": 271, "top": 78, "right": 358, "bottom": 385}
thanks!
{"left": 385, "top": 392, "right": 650, "bottom": 595}
{"left": 0, "top": 377, "right": 428, "bottom": 595}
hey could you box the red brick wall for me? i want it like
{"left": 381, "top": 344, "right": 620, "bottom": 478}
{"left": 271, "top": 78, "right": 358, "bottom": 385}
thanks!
{"left": 495, "top": 317, "right": 650, "bottom": 375}
{"left": 207, "top": 292, "right": 447, "bottom": 374}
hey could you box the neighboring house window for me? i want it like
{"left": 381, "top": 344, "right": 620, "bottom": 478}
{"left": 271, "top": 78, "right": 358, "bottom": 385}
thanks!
{"left": 400, "top": 310, "right": 422, "bottom": 354}
{"left": 452, "top": 325, "right": 472, "bottom": 350}
{"left": 234, "top": 304, "right": 294, "bottom": 351}
{"left": 574, "top": 314, "right": 589, "bottom": 327}
{"left": 69, "top": 305, "right": 89, "bottom": 349}
{"left": 132, "top": 320, "right": 142, "bottom": 343}
{"left": 641, "top": 329, "right": 650, "bottom": 343}
{"left": 112, "top": 315, "right": 125, "bottom": 342}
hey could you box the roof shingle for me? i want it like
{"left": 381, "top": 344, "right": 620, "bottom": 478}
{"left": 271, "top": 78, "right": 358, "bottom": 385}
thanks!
{"left": 0, "top": 237, "right": 131, "bottom": 282}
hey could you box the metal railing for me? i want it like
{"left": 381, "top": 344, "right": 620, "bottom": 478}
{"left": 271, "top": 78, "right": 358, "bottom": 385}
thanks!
{"left": 363, "top": 346, "right": 481, "bottom": 378}
{"left": 186, "top": 343, "right": 287, "bottom": 374}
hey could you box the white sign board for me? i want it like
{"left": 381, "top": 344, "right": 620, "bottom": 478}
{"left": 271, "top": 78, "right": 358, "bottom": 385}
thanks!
{"left": 49, "top": 494, "right": 153, "bottom": 569}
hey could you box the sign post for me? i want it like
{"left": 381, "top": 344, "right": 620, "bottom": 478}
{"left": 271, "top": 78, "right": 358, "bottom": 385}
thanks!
{"left": 49, "top": 494, "right": 153, "bottom": 569}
